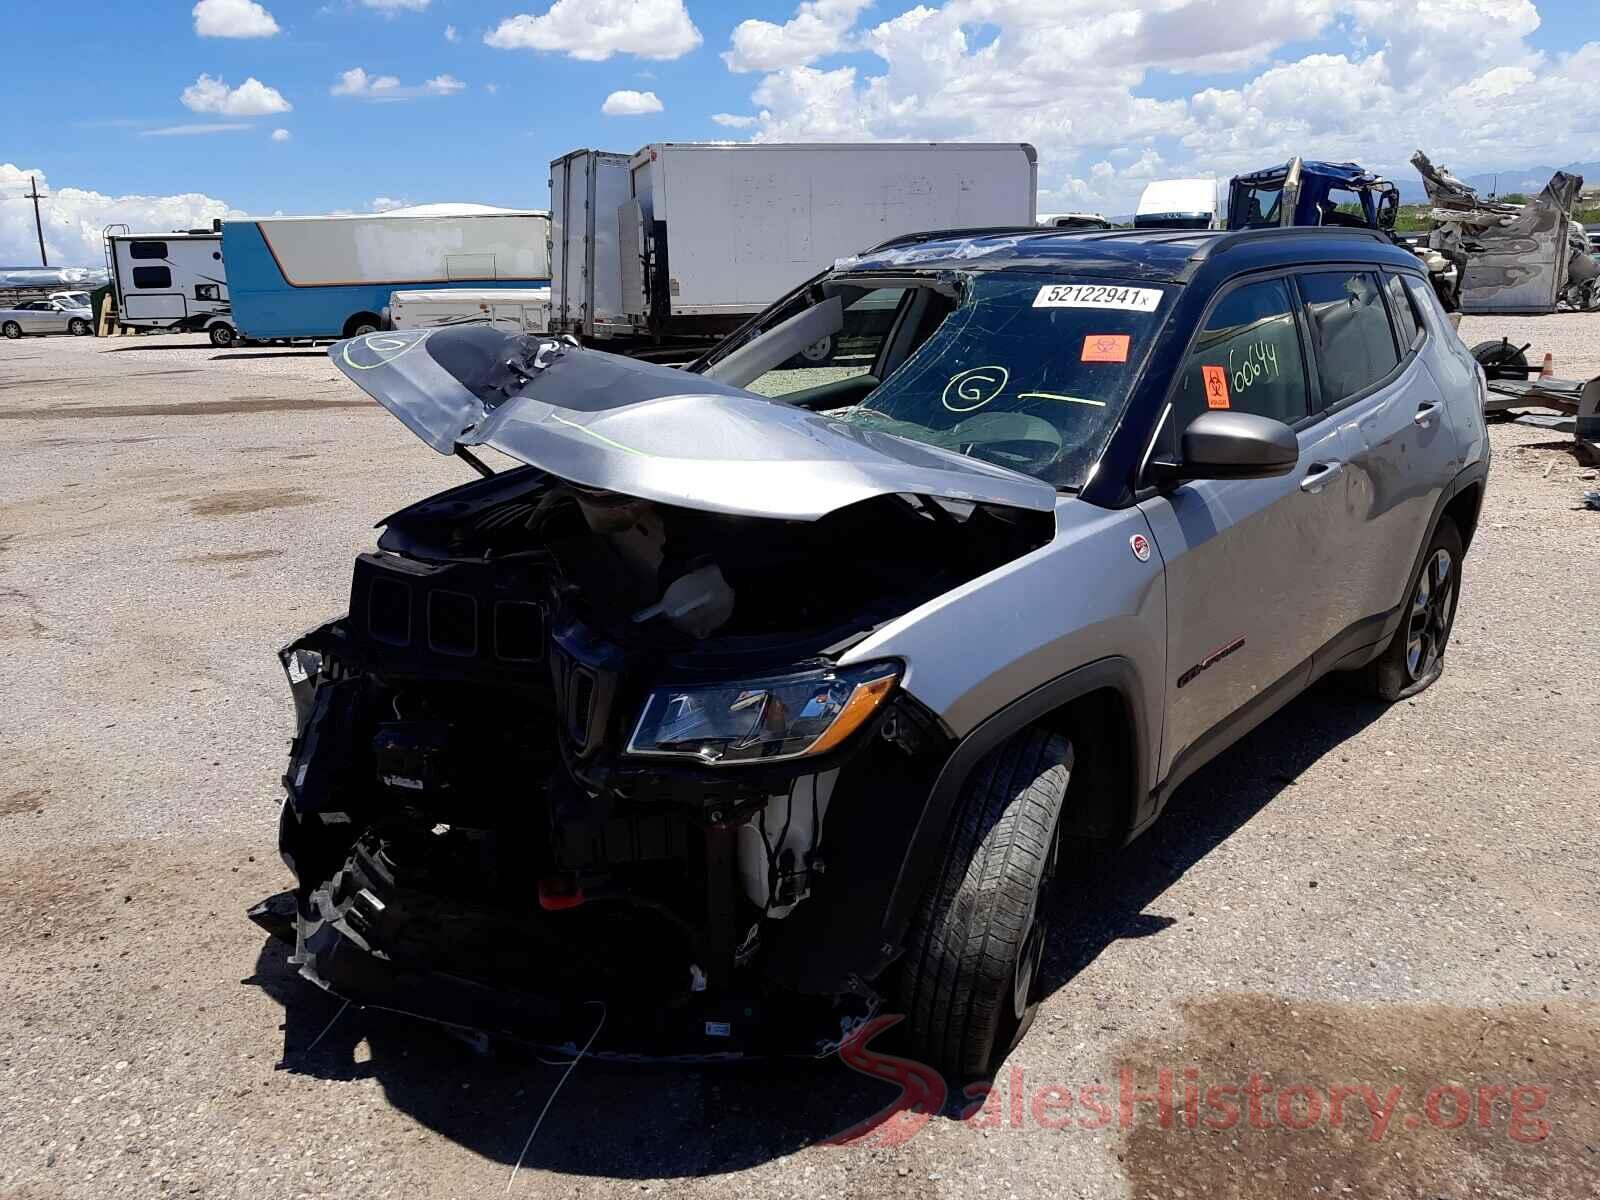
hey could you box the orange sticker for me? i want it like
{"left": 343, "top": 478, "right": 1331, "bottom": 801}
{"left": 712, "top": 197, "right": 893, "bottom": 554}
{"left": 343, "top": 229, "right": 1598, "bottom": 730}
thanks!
{"left": 1081, "top": 334, "right": 1130, "bottom": 363}
{"left": 1202, "top": 364, "right": 1231, "bottom": 409}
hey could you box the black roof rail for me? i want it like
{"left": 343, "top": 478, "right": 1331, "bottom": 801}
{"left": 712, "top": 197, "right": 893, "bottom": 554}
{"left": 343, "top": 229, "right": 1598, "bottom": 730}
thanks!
{"left": 862, "top": 225, "right": 1060, "bottom": 253}
{"left": 1173, "top": 225, "right": 1395, "bottom": 281}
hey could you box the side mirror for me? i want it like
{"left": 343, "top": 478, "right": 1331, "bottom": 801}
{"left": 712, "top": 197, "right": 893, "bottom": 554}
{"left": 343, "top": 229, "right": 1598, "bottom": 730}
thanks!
{"left": 1150, "top": 410, "right": 1299, "bottom": 484}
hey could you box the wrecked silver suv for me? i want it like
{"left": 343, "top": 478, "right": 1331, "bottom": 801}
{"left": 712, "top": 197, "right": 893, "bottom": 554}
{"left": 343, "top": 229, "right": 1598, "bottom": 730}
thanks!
{"left": 259, "top": 226, "right": 1487, "bottom": 1079}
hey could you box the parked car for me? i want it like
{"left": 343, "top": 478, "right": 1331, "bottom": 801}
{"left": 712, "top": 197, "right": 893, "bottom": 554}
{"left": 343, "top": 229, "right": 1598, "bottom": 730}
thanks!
{"left": 1, "top": 297, "right": 94, "bottom": 338}
{"left": 260, "top": 225, "right": 1488, "bottom": 1078}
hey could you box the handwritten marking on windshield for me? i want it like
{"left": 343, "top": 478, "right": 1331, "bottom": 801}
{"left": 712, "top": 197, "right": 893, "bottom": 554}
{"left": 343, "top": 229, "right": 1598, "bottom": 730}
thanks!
{"left": 942, "top": 365, "right": 1010, "bottom": 412}
{"left": 1230, "top": 340, "right": 1281, "bottom": 394}
{"left": 1018, "top": 392, "right": 1106, "bottom": 406}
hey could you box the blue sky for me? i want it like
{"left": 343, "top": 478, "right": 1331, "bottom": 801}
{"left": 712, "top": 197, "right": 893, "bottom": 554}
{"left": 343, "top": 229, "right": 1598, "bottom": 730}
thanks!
{"left": 5, "top": 0, "right": 1598, "bottom": 266}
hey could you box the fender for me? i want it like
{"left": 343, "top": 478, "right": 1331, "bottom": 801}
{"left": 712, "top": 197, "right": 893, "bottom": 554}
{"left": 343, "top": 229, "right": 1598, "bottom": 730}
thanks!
{"left": 880, "top": 656, "right": 1152, "bottom": 945}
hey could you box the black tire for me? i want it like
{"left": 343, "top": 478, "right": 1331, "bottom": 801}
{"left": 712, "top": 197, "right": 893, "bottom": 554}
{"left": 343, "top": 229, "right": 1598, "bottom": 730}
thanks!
{"left": 1469, "top": 340, "right": 1531, "bottom": 381}
{"left": 343, "top": 313, "right": 382, "bottom": 338}
{"left": 68, "top": 318, "right": 90, "bottom": 336}
{"left": 1367, "top": 517, "right": 1463, "bottom": 701}
{"left": 208, "top": 323, "right": 236, "bottom": 348}
{"left": 2, "top": 322, "right": 21, "bottom": 340}
{"left": 783, "top": 333, "right": 835, "bottom": 369}
{"left": 898, "top": 728, "right": 1072, "bottom": 1080}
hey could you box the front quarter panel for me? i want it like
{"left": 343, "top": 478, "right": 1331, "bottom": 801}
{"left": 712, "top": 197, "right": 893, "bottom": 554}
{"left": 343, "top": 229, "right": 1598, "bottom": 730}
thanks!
{"left": 838, "top": 497, "right": 1166, "bottom": 775}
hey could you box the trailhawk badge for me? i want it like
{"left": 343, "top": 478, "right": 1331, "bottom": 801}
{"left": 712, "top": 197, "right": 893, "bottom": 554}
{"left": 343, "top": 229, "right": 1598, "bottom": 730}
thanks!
{"left": 1130, "top": 533, "right": 1152, "bottom": 562}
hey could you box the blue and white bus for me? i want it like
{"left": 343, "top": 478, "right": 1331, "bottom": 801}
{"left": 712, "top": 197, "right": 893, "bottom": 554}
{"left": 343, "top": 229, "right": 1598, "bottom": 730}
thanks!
{"left": 221, "top": 204, "right": 550, "bottom": 340}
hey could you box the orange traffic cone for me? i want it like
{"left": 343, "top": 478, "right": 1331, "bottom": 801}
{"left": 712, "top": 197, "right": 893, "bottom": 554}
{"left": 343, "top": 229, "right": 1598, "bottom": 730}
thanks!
{"left": 1539, "top": 352, "right": 1554, "bottom": 379}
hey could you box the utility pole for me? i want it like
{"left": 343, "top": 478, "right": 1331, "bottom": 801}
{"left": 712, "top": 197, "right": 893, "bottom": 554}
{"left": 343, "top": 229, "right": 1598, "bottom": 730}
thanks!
{"left": 26, "top": 176, "right": 49, "bottom": 266}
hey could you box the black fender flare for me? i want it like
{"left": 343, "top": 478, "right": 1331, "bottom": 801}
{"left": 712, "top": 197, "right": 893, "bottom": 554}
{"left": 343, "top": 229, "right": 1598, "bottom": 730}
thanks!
{"left": 879, "top": 656, "right": 1153, "bottom": 946}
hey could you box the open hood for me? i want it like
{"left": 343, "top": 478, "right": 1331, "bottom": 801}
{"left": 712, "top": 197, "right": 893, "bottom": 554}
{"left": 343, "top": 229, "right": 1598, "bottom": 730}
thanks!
{"left": 331, "top": 327, "right": 1056, "bottom": 521}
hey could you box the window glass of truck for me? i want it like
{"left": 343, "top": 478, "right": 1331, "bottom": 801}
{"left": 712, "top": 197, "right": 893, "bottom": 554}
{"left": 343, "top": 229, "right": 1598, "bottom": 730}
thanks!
{"left": 129, "top": 241, "right": 168, "bottom": 260}
{"left": 836, "top": 274, "right": 1174, "bottom": 489}
{"left": 132, "top": 266, "right": 172, "bottom": 290}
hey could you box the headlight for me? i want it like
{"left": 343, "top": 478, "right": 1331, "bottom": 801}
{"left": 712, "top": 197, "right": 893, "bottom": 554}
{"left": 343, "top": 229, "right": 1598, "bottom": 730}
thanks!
{"left": 626, "top": 661, "right": 900, "bottom": 765}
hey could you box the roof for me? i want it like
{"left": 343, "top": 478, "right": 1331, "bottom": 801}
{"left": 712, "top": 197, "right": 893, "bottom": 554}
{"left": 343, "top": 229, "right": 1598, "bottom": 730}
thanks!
{"left": 234, "top": 205, "right": 550, "bottom": 223}
{"left": 1232, "top": 160, "right": 1387, "bottom": 188}
{"left": 836, "top": 226, "right": 1422, "bottom": 284}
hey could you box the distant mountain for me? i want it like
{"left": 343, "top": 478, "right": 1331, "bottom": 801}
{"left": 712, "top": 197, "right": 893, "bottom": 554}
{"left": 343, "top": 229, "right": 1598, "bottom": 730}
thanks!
{"left": 1394, "top": 161, "right": 1600, "bottom": 204}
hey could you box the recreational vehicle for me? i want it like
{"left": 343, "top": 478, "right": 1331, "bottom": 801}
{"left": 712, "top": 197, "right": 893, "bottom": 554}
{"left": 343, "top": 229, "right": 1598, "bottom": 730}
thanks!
{"left": 388, "top": 287, "right": 551, "bottom": 333}
{"left": 221, "top": 204, "right": 551, "bottom": 341}
{"left": 104, "top": 228, "right": 235, "bottom": 345}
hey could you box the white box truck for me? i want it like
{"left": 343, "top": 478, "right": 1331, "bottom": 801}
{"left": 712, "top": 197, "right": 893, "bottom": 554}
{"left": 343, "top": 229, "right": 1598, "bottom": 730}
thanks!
{"left": 389, "top": 287, "right": 551, "bottom": 332}
{"left": 1133, "top": 179, "right": 1222, "bottom": 230}
{"left": 104, "top": 226, "right": 237, "bottom": 345}
{"left": 550, "top": 142, "right": 1037, "bottom": 350}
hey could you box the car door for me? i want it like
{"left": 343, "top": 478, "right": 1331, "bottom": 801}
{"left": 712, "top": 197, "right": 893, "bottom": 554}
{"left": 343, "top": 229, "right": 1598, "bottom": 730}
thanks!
{"left": 1138, "top": 275, "right": 1352, "bottom": 781}
{"left": 1295, "top": 269, "right": 1455, "bottom": 655}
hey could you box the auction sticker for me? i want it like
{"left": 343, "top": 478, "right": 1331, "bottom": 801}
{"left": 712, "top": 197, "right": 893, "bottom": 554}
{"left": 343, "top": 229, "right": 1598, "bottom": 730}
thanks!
{"left": 1033, "top": 283, "right": 1163, "bottom": 312}
{"left": 1202, "top": 364, "right": 1231, "bottom": 409}
{"left": 1082, "top": 334, "right": 1130, "bottom": 363}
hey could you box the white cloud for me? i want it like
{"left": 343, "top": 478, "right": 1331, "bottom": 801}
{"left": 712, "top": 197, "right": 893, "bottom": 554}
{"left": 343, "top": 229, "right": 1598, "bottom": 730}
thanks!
{"left": 444, "top": 23, "right": 459, "bottom": 41}
{"left": 0, "top": 163, "right": 242, "bottom": 267}
{"left": 711, "top": 0, "right": 1600, "bottom": 215}
{"left": 602, "top": 89, "right": 664, "bottom": 116}
{"left": 485, "top": 0, "right": 702, "bottom": 61}
{"left": 181, "top": 73, "right": 292, "bottom": 117}
{"left": 331, "top": 67, "right": 465, "bottom": 99}
{"left": 140, "top": 123, "right": 257, "bottom": 137}
{"left": 369, "top": 196, "right": 410, "bottom": 211}
{"left": 270, "top": 127, "right": 292, "bottom": 142}
{"left": 724, "top": 0, "right": 871, "bottom": 73}
{"left": 360, "top": 0, "right": 430, "bottom": 12}
{"left": 192, "top": 0, "right": 280, "bottom": 38}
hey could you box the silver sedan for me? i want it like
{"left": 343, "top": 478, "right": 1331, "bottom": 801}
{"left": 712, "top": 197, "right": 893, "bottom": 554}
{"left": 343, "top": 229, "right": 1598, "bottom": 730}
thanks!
{"left": 1, "top": 298, "right": 95, "bottom": 338}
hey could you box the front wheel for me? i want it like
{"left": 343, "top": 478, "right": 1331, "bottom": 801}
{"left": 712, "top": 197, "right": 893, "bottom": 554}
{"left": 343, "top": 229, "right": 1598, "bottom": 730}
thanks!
{"left": 1367, "top": 517, "right": 1463, "bottom": 701}
{"left": 898, "top": 728, "right": 1072, "bottom": 1079}
{"left": 2, "top": 322, "right": 21, "bottom": 340}
{"left": 208, "top": 323, "right": 237, "bottom": 348}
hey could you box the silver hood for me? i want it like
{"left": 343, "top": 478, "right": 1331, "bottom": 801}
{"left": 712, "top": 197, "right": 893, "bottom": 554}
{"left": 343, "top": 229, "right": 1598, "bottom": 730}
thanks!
{"left": 331, "top": 326, "right": 1056, "bottom": 521}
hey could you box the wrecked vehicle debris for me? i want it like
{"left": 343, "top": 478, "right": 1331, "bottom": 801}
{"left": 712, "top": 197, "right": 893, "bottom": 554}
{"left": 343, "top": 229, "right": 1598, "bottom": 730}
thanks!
{"left": 258, "top": 225, "right": 1489, "bottom": 1077}
{"left": 1411, "top": 150, "right": 1600, "bottom": 316}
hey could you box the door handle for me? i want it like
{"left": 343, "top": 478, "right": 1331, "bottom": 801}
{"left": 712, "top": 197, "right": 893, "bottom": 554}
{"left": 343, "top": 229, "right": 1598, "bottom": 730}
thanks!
{"left": 1414, "top": 402, "right": 1441, "bottom": 428}
{"left": 1299, "top": 460, "right": 1344, "bottom": 493}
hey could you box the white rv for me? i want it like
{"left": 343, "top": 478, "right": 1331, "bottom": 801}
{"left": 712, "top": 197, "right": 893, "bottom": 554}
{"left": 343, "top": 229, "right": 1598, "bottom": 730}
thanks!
{"left": 1133, "top": 179, "right": 1222, "bottom": 230}
{"left": 105, "top": 228, "right": 236, "bottom": 345}
{"left": 388, "top": 287, "right": 551, "bottom": 333}
{"left": 550, "top": 143, "right": 1038, "bottom": 348}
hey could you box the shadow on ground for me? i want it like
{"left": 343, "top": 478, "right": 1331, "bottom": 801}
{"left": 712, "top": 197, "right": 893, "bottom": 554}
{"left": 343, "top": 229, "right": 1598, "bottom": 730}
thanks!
{"left": 242, "top": 677, "right": 1390, "bottom": 1179}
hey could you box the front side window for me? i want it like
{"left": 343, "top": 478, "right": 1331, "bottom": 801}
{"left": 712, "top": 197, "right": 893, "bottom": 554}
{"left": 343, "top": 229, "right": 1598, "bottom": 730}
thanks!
{"left": 836, "top": 274, "right": 1174, "bottom": 488}
{"left": 1299, "top": 271, "right": 1399, "bottom": 408}
{"left": 744, "top": 287, "right": 908, "bottom": 399}
{"left": 1172, "top": 278, "right": 1309, "bottom": 431}
{"left": 132, "top": 266, "right": 172, "bottom": 289}
{"left": 129, "top": 241, "right": 168, "bottom": 260}
{"left": 1232, "top": 184, "right": 1284, "bottom": 228}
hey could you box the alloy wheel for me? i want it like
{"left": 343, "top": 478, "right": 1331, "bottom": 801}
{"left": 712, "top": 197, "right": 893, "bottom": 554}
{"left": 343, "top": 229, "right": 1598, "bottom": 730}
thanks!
{"left": 1405, "top": 548, "right": 1455, "bottom": 681}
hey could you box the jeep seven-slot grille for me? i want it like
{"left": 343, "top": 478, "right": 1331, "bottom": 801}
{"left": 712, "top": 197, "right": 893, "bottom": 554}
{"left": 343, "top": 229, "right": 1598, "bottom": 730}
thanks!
{"left": 354, "top": 554, "right": 545, "bottom": 670}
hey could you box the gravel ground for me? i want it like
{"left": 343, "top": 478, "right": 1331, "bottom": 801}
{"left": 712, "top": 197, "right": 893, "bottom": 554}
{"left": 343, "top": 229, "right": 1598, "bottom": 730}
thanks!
{"left": 1, "top": 327, "right": 1597, "bottom": 1200}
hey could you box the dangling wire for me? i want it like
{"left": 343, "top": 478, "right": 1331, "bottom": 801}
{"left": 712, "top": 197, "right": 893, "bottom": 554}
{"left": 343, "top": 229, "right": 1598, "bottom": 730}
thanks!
{"left": 506, "top": 1001, "right": 607, "bottom": 1193}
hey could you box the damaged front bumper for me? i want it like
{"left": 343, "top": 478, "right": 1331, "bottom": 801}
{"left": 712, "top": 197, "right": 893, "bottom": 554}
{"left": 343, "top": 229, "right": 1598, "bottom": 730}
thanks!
{"left": 256, "top": 614, "right": 949, "bottom": 1060}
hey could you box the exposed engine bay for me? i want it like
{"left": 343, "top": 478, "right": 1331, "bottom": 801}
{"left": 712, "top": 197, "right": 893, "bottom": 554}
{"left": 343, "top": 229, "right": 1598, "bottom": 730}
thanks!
{"left": 258, "top": 451, "right": 1050, "bottom": 1056}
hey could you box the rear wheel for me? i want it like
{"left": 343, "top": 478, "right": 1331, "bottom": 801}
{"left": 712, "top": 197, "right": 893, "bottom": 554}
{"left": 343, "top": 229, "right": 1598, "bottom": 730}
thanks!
{"left": 68, "top": 318, "right": 90, "bottom": 336}
{"left": 1367, "top": 517, "right": 1463, "bottom": 701}
{"left": 2, "top": 322, "right": 21, "bottom": 340}
{"left": 343, "top": 312, "right": 382, "bottom": 338}
{"left": 208, "top": 322, "right": 237, "bottom": 348}
{"left": 899, "top": 728, "right": 1071, "bottom": 1079}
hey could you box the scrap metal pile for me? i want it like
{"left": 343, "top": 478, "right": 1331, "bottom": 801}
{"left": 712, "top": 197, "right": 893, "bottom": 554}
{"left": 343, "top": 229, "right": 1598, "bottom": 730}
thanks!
{"left": 1411, "top": 150, "right": 1600, "bottom": 315}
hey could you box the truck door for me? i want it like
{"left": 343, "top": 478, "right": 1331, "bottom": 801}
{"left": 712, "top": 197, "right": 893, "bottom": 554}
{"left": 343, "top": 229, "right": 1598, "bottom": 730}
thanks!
{"left": 1138, "top": 276, "right": 1349, "bottom": 780}
{"left": 1297, "top": 270, "right": 1456, "bottom": 656}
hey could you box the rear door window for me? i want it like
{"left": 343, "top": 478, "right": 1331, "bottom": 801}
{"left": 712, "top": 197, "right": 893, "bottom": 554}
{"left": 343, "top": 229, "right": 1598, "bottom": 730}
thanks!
{"left": 1298, "top": 271, "right": 1400, "bottom": 408}
{"left": 1173, "top": 278, "right": 1309, "bottom": 430}
{"left": 1383, "top": 273, "right": 1423, "bottom": 351}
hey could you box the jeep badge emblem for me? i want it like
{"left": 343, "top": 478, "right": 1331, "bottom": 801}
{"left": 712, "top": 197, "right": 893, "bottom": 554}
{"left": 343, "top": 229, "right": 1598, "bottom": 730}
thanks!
{"left": 1130, "top": 533, "right": 1152, "bottom": 562}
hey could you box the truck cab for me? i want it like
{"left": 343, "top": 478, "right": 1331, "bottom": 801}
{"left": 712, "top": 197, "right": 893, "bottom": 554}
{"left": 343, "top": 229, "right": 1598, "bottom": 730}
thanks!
{"left": 1227, "top": 158, "right": 1400, "bottom": 232}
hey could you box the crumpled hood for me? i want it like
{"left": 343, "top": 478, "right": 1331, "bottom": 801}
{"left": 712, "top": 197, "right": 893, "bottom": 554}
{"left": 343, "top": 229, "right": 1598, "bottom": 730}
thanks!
{"left": 331, "top": 326, "right": 1056, "bottom": 520}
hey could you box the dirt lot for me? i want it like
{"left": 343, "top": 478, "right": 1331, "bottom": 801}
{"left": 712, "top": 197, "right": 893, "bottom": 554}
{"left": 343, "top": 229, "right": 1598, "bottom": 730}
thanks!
{"left": 1, "top": 326, "right": 1597, "bottom": 1199}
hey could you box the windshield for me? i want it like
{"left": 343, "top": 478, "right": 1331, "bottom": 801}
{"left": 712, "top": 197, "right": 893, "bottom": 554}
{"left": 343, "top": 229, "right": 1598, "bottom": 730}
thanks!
{"left": 835, "top": 273, "right": 1172, "bottom": 489}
